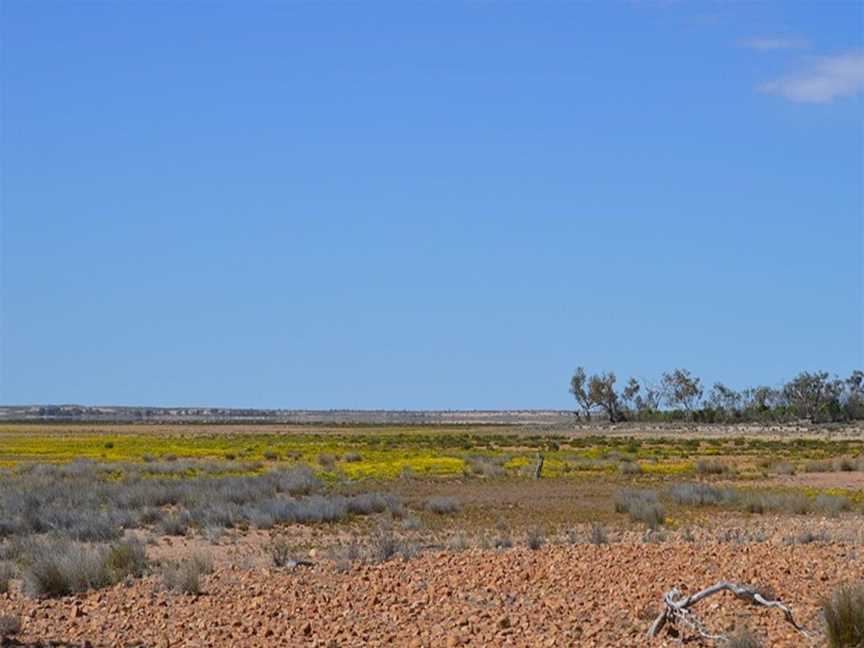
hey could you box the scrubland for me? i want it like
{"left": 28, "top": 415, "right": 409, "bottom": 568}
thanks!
{"left": 0, "top": 422, "right": 862, "bottom": 647}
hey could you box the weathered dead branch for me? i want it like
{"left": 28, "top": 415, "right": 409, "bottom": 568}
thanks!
{"left": 647, "top": 581, "right": 809, "bottom": 642}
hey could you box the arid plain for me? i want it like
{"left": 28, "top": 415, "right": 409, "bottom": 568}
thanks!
{"left": 0, "top": 421, "right": 862, "bottom": 647}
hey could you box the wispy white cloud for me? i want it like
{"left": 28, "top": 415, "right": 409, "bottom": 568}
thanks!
{"left": 759, "top": 49, "right": 864, "bottom": 103}
{"left": 740, "top": 36, "right": 809, "bottom": 51}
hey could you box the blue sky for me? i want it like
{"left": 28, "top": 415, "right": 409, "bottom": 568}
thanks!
{"left": 1, "top": 1, "right": 862, "bottom": 409}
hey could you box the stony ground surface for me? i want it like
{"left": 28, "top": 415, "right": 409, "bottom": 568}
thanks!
{"left": 2, "top": 542, "right": 861, "bottom": 648}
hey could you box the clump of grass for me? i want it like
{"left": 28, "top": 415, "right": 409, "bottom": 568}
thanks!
{"left": 465, "top": 455, "right": 507, "bottom": 478}
{"left": 317, "top": 453, "right": 337, "bottom": 470}
{"left": 772, "top": 462, "right": 796, "bottom": 476}
{"left": 725, "top": 627, "right": 763, "bottom": 648}
{"left": 104, "top": 539, "right": 149, "bottom": 579}
{"left": 368, "top": 528, "right": 400, "bottom": 563}
{"left": 328, "top": 540, "right": 363, "bottom": 570}
{"left": 589, "top": 522, "right": 609, "bottom": 545}
{"left": 269, "top": 537, "right": 295, "bottom": 567}
{"left": 263, "top": 450, "right": 279, "bottom": 461}
{"left": 400, "top": 516, "right": 422, "bottom": 531}
{"left": 492, "top": 519, "right": 512, "bottom": 549}
{"left": 342, "top": 451, "right": 362, "bottom": 463}
{"left": 667, "top": 483, "right": 737, "bottom": 507}
{"left": 162, "top": 551, "right": 212, "bottom": 595}
{"left": 0, "top": 561, "right": 15, "bottom": 593}
{"left": 815, "top": 494, "right": 852, "bottom": 517}
{"left": 447, "top": 531, "right": 469, "bottom": 552}
{"left": 424, "top": 496, "right": 461, "bottom": 516}
{"left": 347, "top": 493, "right": 403, "bottom": 517}
{"left": 618, "top": 460, "right": 642, "bottom": 475}
{"left": 0, "top": 614, "right": 21, "bottom": 638}
{"left": 614, "top": 489, "right": 665, "bottom": 529}
{"left": 742, "top": 492, "right": 812, "bottom": 515}
{"left": 822, "top": 582, "right": 864, "bottom": 648}
{"left": 22, "top": 540, "right": 114, "bottom": 598}
{"left": 526, "top": 528, "right": 545, "bottom": 550}
{"left": 159, "top": 513, "right": 190, "bottom": 537}
{"left": 695, "top": 459, "right": 730, "bottom": 476}
{"left": 834, "top": 456, "right": 863, "bottom": 472}
{"left": 784, "top": 529, "right": 830, "bottom": 545}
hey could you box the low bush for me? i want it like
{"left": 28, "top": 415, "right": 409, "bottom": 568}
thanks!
{"left": 447, "top": 532, "right": 469, "bottom": 552}
{"left": 772, "top": 462, "right": 796, "bottom": 476}
{"left": 618, "top": 461, "right": 642, "bottom": 475}
{"left": 22, "top": 540, "right": 114, "bottom": 598}
{"left": 162, "top": 551, "right": 212, "bottom": 595}
{"left": 589, "top": 523, "right": 609, "bottom": 545}
{"left": 694, "top": 460, "right": 729, "bottom": 476}
{"left": 0, "top": 561, "right": 15, "bottom": 594}
{"left": 814, "top": 494, "right": 852, "bottom": 516}
{"left": 614, "top": 489, "right": 665, "bottom": 529}
{"left": 425, "top": 496, "right": 461, "bottom": 515}
{"left": 465, "top": 455, "right": 507, "bottom": 478}
{"left": 526, "top": 528, "right": 545, "bottom": 550}
{"left": 368, "top": 529, "right": 400, "bottom": 563}
{"left": 725, "top": 627, "right": 763, "bottom": 648}
{"left": 742, "top": 492, "right": 812, "bottom": 515}
{"left": 317, "top": 453, "right": 337, "bottom": 470}
{"left": 667, "top": 483, "right": 737, "bottom": 507}
{"left": 822, "top": 582, "right": 864, "bottom": 648}
{"left": 269, "top": 537, "right": 294, "bottom": 567}
{"left": 784, "top": 529, "right": 830, "bottom": 545}
{"left": 105, "top": 539, "right": 149, "bottom": 579}
{"left": 159, "top": 513, "right": 190, "bottom": 537}
{"left": 0, "top": 615, "right": 20, "bottom": 637}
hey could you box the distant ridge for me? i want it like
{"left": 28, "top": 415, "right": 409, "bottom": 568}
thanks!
{"left": 0, "top": 405, "right": 577, "bottom": 425}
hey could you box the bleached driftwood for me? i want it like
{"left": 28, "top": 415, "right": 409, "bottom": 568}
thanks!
{"left": 647, "top": 581, "right": 809, "bottom": 642}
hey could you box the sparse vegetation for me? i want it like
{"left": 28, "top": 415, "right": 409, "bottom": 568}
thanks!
{"left": 822, "top": 582, "right": 864, "bottom": 648}
{"left": 424, "top": 496, "right": 461, "bottom": 515}
{"left": 22, "top": 540, "right": 115, "bottom": 598}
{"left": 589, "top": 523, "right": 609, "bottom": 545}
{"left": 526, "top": 528, "right": 545, "bottom": 550}
{"left": 162, "top": 552, "right": 212, "bottom": 595}
{"left": 614, "top": 489, "right": 665, "bottom": 529}
{"left": 0, "top": 614, "right": 20, "bottom": 637}
{"left": 0, "top": 562, "right": 15, "bottom": 594}
{"left": 724, "top": 627, "right": 763, "bottom": 648}
{"left": 695, "top": 459, "right": 730, "bottom": 475}
{"left": 269, "top": 537, "right": 295, "bottom": 567}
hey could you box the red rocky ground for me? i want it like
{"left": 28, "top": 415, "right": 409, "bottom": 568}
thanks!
{"left": 2, "top": 542, "right": 861, "bottom": 647}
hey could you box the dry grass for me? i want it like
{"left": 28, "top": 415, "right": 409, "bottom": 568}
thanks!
{"left": 822, "top": 581, "right": 864, "bottom": 648}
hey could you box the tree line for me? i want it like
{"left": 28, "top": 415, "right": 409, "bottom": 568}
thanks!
{"left": 569, "top": 368, "right": 864, "bottom": 424}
